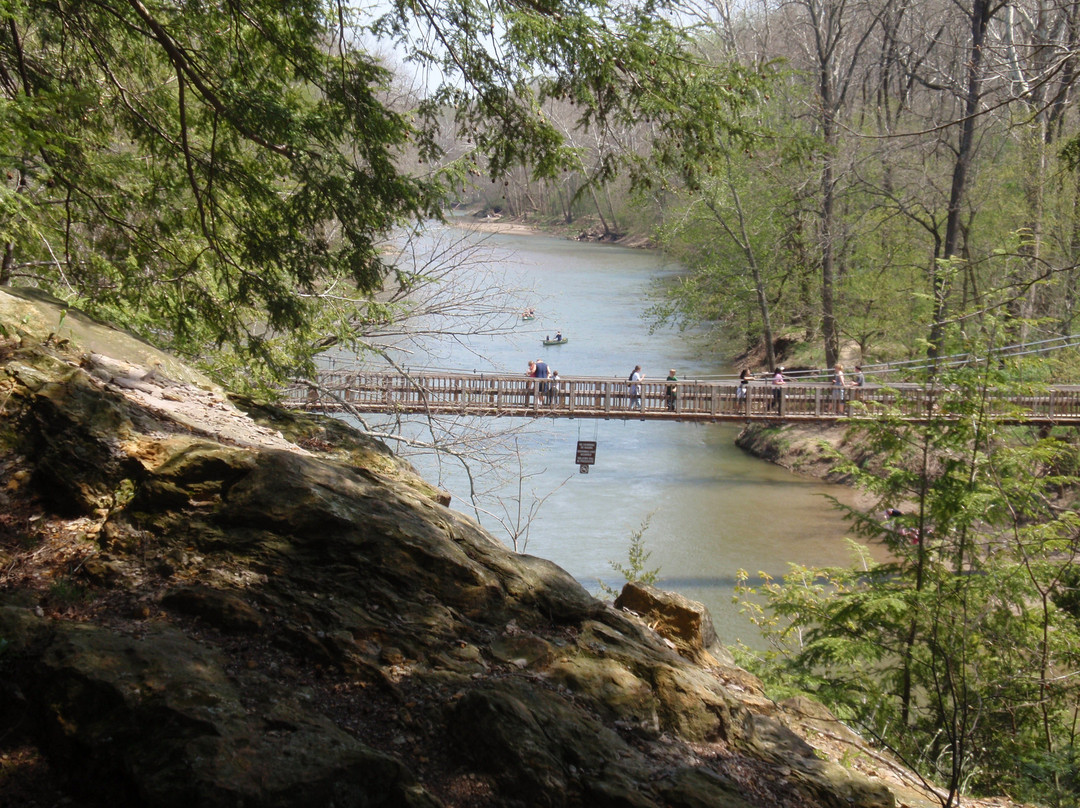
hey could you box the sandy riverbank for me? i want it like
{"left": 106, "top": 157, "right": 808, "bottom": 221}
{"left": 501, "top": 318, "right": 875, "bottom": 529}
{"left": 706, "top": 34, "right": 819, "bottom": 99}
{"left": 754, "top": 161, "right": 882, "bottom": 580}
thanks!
{"left": 452, "top": 217, "right": 548, "bottom": 237}
{"left": 453, "top": 215, "right": 656, "bottom": 249}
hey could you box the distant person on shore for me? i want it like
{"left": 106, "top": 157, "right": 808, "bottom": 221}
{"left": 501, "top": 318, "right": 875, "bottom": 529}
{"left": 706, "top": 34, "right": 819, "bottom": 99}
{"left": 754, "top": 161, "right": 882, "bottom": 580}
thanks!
{"left": 883, "top": 508, "right": 905, "bottom": 543}
{"left": 665, "top": 369, "right": 678, "bottom": 411}
{"left": 768, "top": 366, "right": 786, "bottom": 412}
{"left": 629, "top": 365, "right": 643, "bottom": 410}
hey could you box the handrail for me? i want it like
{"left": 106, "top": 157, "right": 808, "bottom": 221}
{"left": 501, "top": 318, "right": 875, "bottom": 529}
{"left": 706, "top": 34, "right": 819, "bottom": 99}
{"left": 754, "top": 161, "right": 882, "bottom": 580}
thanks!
{"left": 281, "top": 371, "right": 1080, "bottom": 425}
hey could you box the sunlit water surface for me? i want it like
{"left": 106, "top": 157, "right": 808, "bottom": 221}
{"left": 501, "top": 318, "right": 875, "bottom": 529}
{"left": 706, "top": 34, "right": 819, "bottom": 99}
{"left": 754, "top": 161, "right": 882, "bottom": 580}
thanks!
{"left": 335, "top": 224, "right": 885, "bottom": 646}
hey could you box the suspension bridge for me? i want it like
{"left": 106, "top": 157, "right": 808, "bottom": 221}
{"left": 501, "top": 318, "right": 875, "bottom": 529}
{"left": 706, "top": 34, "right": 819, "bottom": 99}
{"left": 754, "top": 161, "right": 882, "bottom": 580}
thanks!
{"left": 282, "top": 369, "right": 1080, "bottom": 425}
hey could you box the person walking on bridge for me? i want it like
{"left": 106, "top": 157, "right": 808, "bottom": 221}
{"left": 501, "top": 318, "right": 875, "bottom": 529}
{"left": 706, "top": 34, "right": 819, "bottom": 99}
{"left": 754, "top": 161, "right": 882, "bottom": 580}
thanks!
{"left": 525, "top": 360, "right": 537, "bottom": 405}
{"left": 629, "top": 365, "right": 643, "bottom": 411}
{"left": 768, "top": 366, "right": 786, "bottom": 412}
{"left": 737, "top": 368, "right": 753, "bottom": 403}
{"left": 830, "top": 364, "right": 850, "bottom": 414}
{"left": 549, "top": 370, "right": 561, "bottom": 404}
{"left": 665, "top": 369, "right": 678, "bottom": 411}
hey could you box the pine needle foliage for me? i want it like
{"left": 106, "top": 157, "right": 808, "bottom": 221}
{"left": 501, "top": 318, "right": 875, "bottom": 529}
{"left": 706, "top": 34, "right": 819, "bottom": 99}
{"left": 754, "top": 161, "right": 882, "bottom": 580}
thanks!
{"left": 737, "top": 327, "right": 1080, "bottom": 807}
{"left": 0, "top": 0, "right": 768, "bottom": 389}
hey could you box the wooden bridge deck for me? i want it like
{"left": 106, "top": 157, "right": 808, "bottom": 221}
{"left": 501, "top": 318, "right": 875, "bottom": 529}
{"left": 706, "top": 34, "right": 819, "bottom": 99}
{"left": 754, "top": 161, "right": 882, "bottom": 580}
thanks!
{"left": 282, "top": 371, "right": 1080, "bottom": 425}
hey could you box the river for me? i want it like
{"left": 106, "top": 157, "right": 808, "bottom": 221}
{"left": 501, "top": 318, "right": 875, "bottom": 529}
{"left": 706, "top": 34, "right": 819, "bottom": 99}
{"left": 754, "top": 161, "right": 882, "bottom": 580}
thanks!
{"left": 339, "top": 222, "right": 885, "bottom": 647}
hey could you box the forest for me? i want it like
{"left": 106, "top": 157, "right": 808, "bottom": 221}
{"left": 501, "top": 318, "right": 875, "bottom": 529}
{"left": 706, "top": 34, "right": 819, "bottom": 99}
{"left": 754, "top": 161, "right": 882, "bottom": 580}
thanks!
{"left": 477, "top": 0, "right": 1080, "bottom": 377}
{"left": 1, "top": 0, "right": 1079, "bottom": 806}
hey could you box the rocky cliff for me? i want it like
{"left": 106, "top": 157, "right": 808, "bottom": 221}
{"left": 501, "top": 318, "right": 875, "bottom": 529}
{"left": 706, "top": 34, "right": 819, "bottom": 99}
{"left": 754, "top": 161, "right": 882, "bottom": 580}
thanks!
{"left": 0, "top": 287, "right": 936, "bottom": 807}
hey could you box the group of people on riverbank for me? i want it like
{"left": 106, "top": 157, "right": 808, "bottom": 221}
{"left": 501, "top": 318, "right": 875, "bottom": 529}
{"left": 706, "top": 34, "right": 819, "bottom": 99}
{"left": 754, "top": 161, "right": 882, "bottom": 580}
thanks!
{"left": 883, "top": 507, "right": 935, "bottom": 546}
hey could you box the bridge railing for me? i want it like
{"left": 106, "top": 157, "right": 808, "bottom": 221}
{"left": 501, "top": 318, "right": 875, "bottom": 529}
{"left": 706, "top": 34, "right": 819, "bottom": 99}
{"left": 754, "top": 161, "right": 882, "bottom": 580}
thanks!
{"left": 283, "top": 372, "right": 1080, "bottom": 422}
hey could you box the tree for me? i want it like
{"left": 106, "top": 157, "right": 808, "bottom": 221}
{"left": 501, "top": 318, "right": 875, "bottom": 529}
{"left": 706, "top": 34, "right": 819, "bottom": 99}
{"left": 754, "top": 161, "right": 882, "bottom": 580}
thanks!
{"left": 788, "top": 0, "right": 887, "bottom": 368}
{"left": 288, "top": 224, "right": 569, "bottom": 538}
{"left": 0, "top": 0, "right": 764, "bottom": 386}
{"left": 647, "top": 140, "right": 804, "bottom": 368}
{"left": 736, "top": 338, "right": 1080, "bottom": 806}
{"left": 1, "top": 0, "right": 438, "bottom": 382}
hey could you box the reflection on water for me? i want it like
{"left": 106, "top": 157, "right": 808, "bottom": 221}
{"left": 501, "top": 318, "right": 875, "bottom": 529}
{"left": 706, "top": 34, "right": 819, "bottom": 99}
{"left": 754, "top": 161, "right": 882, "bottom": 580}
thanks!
{"left": 352, "top": 225, "right": 886, "bottom": 646}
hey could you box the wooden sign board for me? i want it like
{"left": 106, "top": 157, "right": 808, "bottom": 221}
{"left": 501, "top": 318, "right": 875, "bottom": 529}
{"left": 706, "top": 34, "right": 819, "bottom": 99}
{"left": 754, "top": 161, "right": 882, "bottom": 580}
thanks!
{"left": 575, "top": 440, "right": 596, "bottom": 465}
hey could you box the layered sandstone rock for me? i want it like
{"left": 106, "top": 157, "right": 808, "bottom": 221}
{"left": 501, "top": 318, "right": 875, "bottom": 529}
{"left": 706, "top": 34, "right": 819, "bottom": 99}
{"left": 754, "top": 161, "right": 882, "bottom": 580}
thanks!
{"left": 0, "top": 287, "right": 900, "bottom": 807}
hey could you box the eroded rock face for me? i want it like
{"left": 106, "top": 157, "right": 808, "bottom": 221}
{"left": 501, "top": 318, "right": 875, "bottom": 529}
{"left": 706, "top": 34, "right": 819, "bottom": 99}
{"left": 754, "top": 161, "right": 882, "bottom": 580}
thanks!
{"left": 615, "top": 581, "right": 734, "bottom": 666}
{"left": 0, "top": 288, "right": 896, "bottom": 808}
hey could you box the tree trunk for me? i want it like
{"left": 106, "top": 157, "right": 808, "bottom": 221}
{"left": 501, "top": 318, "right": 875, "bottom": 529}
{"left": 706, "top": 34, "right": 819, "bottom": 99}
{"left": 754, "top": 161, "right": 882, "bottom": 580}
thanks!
{"left": 1, "top": 241, "right": 12, "bottom": 286}
{"left": 717, "top": 156, "right": 777, "bottom": 370}
{"left": 930, "top": 0, "right": 992, "bottom": 360}
{"left": 820, "top": 120, "right": 839, "bottom": 369}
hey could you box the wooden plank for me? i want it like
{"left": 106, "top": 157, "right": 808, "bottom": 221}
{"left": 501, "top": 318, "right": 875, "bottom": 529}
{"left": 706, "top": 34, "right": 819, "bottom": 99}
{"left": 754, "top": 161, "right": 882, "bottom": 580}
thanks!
{"left": 280, "top": 372, "right": 1080, "bottom": 425}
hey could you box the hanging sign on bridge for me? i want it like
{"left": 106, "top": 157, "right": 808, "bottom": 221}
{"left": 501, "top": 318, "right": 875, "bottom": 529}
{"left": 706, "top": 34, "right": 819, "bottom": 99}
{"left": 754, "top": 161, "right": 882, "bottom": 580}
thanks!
{"left": 576, "top": 440, "right": 596, "bottom": 474}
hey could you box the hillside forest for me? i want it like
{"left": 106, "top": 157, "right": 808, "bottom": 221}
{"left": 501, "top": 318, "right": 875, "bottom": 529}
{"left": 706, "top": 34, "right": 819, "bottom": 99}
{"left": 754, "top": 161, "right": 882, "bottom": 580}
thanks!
{"left": 473, "top": 0, "right": 1080, "bottom": 377}
{"left": 2, "top": 1, "right": 1080, "bottom": 807}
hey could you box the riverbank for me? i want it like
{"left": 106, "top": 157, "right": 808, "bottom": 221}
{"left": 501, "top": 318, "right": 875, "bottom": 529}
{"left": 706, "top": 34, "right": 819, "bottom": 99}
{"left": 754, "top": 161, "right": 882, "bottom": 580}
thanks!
{"left": 451, "top": 216, "right": 544, "bottom": 238}
{"left": 451, "top": 211, "right": 656, "bottom": 249}
{"left": 735, "top": 421, "right": 882, "bottom": 512}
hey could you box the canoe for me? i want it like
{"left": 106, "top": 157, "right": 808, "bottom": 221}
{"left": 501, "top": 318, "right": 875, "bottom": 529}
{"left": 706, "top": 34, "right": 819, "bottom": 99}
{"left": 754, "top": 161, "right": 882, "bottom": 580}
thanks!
{"left": 521, "top": 315, "right": 535, "bottom": 321}
{"left": 542, "top": 337, "right": 568, "bottom": 346}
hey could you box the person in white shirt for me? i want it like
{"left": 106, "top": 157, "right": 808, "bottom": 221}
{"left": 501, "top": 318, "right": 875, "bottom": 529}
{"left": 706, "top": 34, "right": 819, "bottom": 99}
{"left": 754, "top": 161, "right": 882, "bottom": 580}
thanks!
{"left": 629, "top": 365, "right": 643, "bottom": 410}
